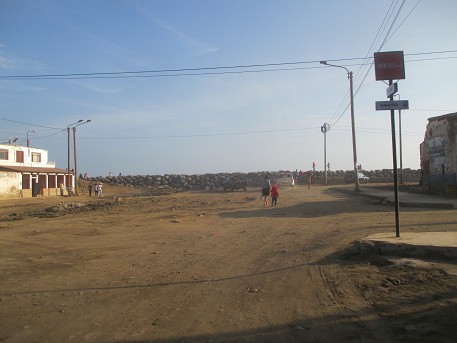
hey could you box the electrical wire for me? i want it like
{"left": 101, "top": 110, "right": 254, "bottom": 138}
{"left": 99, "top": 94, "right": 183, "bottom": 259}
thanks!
{"left": 328, "top": 0, "right": 421, "bottom": 128}
{"left": 1, "top": 50, "right": 455, "bottom": 81}
{"left": 0, "top": 116, "right": 65, "bottom": 131}
{"left": 383, "top": 0, "right": 422, "bottom": 45}
{"left": 0, "top": 47, "right": 454, "bottom": 143}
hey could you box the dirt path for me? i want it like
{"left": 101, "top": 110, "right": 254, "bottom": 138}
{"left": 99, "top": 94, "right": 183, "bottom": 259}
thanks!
{"left": 1, "top": 185, "right": 456, "bottom": 342}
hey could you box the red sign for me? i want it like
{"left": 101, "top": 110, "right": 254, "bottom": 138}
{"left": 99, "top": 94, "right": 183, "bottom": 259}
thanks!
{"left": 374, "top": 51, "right": 405, "bottom": 81}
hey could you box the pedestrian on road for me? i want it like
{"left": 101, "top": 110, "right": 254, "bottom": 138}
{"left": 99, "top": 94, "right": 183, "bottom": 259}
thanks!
{"left": 88, "top": 182, "right": 93, "bottom": 197}
{"left": 271, "top": 184, "right": 279, "bottom": 206}
{"left": 261, "top": 175, "right": 271, "bottom": 207}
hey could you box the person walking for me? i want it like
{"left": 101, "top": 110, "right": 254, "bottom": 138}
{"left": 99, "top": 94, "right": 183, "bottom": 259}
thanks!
{"left": 261, "top": 175, "right": 271, "bottom": 207}
{"left": 271, "top": 184, "right": 279, "bottom": 206}
{"left": 59, "top": 182, "right": 64, "bottom": 196}
{"left": 88, "top": 182, "right": 93, "bottom": 197}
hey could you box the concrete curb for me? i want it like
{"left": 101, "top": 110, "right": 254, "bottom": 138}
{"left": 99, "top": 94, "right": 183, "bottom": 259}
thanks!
{"left": 331, "top": 186, "right": 455, "bottom": 209}
{"left": 356, "top": 239, "right": 457, "bottom": 259}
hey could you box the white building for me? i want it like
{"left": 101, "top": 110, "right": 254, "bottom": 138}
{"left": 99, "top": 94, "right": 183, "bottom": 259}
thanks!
{"left": 0, "top": 143, "right": 73, "bottom": 198}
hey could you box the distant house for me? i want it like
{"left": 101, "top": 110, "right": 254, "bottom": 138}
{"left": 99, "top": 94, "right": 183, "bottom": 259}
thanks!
{"left": 420, "top": 112, "right": 457, "bottom": 196}
{"left": 0, "top": 143, "right": 73, "bottom": 198}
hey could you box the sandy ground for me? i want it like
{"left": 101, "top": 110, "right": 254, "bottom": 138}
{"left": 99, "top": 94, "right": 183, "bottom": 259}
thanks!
{"left": 1, "top": 184, "right": 457, "bottom": 342}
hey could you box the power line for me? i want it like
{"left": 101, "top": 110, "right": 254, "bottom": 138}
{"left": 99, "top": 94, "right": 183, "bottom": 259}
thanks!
{"left": 328, "top": 0, "right": 422, "bottom": 128}
{"left": 0, "top": 58, "right": 347, "bottom": 80}
{"left": 383, "top": 0, "right": 422, "bottom": 45}
{"left": 0, "top": 116, "right": 65, "bottom": 131}
{"left": 333, "top": 125, "right": 423, "bottom": 137}
{"left": 32, "top": 126, "right": 321, "bottom": 141}
{"left": 0, "top": 50, "right": 455, "bottom": 81}
{"left": 0, "top": 65, "right": 323, "bottom": 80}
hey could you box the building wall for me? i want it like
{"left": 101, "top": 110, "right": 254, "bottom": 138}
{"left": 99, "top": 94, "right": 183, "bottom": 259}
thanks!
{"left": 0, "top": 171, "right": 21, "bottom": 198}
{"left": 0, "top": 144, "right": 71, "bottom": 198}
{"left": 0, "top": 171, "right": 64, "bottom": 199}
{"left": 421, "top": 114, "right": 457, "bottom": 195}
{"left": 0, "top": 144, "right": 55, "bottom": 168}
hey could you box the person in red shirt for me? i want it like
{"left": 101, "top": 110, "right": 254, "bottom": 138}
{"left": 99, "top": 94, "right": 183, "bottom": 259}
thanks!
{"left": 271, "top": 184, "right": 279, "bottom": 207}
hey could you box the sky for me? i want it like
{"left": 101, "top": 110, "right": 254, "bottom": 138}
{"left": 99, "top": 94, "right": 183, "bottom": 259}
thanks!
{"left": 1, "top": 0, "right": 456, "bottom": 177}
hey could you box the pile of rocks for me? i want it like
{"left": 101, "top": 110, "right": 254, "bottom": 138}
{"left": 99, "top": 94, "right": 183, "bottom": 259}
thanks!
{"left": 90, "top": 172, "right": 285, "bottom": 192}
{"left": 90, "top": 169, "right": 421, "bottom": 192}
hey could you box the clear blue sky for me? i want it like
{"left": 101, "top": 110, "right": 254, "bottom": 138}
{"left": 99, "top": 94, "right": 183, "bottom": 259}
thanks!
{"left": 1, "top": 0, "right": 456, "bottom": 176}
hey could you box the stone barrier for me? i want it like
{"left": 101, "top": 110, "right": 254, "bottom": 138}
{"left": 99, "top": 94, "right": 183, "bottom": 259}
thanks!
{"left": 88, "top": 169, "right": 421, "bottom": 192}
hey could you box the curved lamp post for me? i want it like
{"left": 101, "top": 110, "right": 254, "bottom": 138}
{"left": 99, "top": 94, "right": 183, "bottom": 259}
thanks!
{"left": 320, "top": 61, "right": 360, "bottom": 192}
{"left": 67, "top": 120, "right": 83, "bottom": 192}
{"left": 72, "top": 120, "right": 91, "bottom": 195}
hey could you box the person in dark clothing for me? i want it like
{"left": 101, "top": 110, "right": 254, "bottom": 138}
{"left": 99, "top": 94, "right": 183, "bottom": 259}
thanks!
{"left": 261, "top": 175, "right": 271, "bottom": 207}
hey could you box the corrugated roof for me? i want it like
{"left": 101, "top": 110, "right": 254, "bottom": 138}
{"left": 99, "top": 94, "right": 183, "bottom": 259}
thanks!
{"left": 0, "top": 165, "right": 70, "bottom": 174}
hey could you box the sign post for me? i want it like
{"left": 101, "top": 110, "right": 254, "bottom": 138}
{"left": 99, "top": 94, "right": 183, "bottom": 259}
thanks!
{"left": 375, "top": 100, "right": 409, "bottom": 111}
{"left": 374, "top": 51, "right": 406, "bottom": 238}
{"left": 388, "top": 80, "right": 401, "bottom": 238}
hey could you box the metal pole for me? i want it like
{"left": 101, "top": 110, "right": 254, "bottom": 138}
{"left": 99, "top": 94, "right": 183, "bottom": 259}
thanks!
{"left": 395, "top": 94, "right": 403, "bottom": 185}
{"left": 399, "top": 108, "right": 403, "bottom": 185}
{"left": 389, "top": 80, "right": 400, "bottom": 237}
{"left": 319, "top": 61, "right": 358, "bottom": 191}
{"left": 27, "top": 130, "right": 35, "bottom": 148}
{"left": 73, "top": 127, "right": 78, "bottom": 195}
{"left": 349, "top": 71, "right": 360, "bottom": 192}
{"left": 321, "top": 123, "right": 330, "bottom": 185}
{"left": 324, "top": 129, "right": 327, "bottom": 185}
{"left": 67, "top": 127, "right": 71, "bottom": 191}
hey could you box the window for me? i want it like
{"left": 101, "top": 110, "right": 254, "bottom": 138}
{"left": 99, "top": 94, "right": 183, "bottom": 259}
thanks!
{"left": 0, "top": 149, "right": 8, "bottom": 160}
{"left": 16, "top": 151, "right": 24, "bottom": 163}
{"left": 31, "top": 152, "right": 41, "bottom": 163}
{"left": 22, "top": 174, "right": 31, "bottom": 189}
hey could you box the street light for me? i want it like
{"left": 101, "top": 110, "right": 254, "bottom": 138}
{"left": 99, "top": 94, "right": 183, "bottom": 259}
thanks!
{"left": 320, "top": 61, "right": 360, "bottom": 192}
{"left": 321, "top": 123, "right": 330, "bottom": 185}
{"left": 26, "top": 130, "right": 36, "bottom": 148}
{"left": 67, "top": 120, "right": 83, "bottom": 192}
{"left": 394, "top": 93, "right": 403, "bottom": 185}
{"left": 73, "top": 120, "right": 91, "bottom": 195}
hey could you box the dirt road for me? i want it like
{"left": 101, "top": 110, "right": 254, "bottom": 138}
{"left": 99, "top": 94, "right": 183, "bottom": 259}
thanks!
{"left": 1, "top": 184, "right": 456, "bottom": 342}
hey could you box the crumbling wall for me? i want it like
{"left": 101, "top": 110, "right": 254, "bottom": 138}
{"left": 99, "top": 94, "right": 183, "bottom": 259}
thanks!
{"left": 0, "top": 172, "right": 21, "bottom": 198}
{"left": 421, "top": 115, "right": 457, "bottom": 195}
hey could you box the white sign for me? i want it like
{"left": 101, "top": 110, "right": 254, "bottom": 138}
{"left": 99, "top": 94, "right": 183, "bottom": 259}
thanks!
{"left": 386, "top": 83, "right": 398, "bottom": 98}
{"left": 375, "top": 100, "right": 409, "bottom": 111}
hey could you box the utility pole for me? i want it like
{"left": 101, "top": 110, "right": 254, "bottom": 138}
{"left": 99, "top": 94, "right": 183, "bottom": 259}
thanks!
{"left": 73, "top": 120, "right": 91, "bottom": 195}
{"left": 27, "top": 130, "right": 36, "bottom": 148}
{"left": 67, "top": 127, "right": 71, "bottom": 190}
{"left": 66, "top": 120, "right": 84, "bottom": 193}
{"left": 73, "top": 126, "right": 78, "bottom": 195}
{"left": 320, "top": 61, "right": 359, "bottom": 192}
{"left": 321, "top": 123, "right": 330, "bottom": 185}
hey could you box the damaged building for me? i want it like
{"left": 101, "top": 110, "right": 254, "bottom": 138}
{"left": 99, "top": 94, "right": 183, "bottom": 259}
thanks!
{"left": 420, "top": 112, "right": 457, "bottom": 196}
